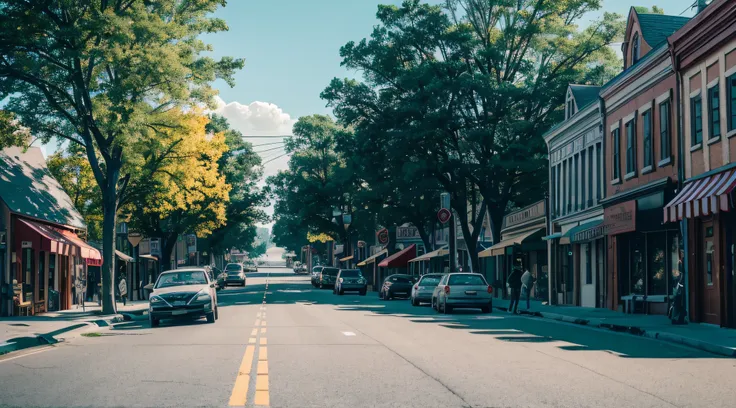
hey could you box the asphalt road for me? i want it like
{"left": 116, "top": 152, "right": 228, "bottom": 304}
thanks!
{"left": 1, "top": 267, "right": 734, "bottom": 408}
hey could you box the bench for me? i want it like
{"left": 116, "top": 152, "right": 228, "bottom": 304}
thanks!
{"left": 621, "top": 295, "right": 671, "bottom": 314}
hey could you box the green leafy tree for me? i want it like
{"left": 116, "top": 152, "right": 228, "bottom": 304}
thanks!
{"left": 323, "top": 0, "right": 622, "bottom": 270}
{"left": 248, "top": 241, "right": 267, "bottom": 259}
{"left": 0, "top": 1, "right": 243, "bottom": 313}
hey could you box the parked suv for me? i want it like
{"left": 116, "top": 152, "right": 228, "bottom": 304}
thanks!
{"left": 334, "top": 269, "right": 367, "bottom": 296}
{"left": 379, "top": 274, "right": 416, "bottom": 300}
{"left": 318, "top": 267, "right": 339, "bottom": 289}
{"left": 432, "top": 273, "right": 492, "bottom": 314}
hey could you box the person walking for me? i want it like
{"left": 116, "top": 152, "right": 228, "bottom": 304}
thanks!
{"left": 521, "top": 269, "right": 536, "bottom": 310}
{"left": 118, "top": 275, "right": 128, "bottom": 306}
{"left": 507, "top": 267, "right": 523, "bottom": 314}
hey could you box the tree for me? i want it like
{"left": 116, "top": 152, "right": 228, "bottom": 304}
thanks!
{"left": 204, "top": 115, "right": 268, "bottom": 257}
{"left": 124, "top": 109, "right": 231, "bottom": 269}
{"left": 322, "top": 0, "right": 622, "bottom": 270}
{"left": 0, "top": 1, "right": 243, "bottom": 313}
{"left": 47, "top": 145, "right": 103, "bottom": 241}
{"left": 248, "top": 241, "right": 267, "bottom": 259}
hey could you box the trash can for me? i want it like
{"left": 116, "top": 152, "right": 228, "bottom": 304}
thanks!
{"left": 48, "top": 289, "right": 60, "bottom": 312}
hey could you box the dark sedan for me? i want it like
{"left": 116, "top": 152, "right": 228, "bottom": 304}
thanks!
{"left": 333, "top": 269, "right": 367, "bottom": 296}
{"left": 311, "top": 266, "right": 324, "bottom": 287}
{"left": 379, "top": 274, "right": 417, "bottom": 300}
{"left": 318, "top": 267, "right": 339, "bottom": 289}
{"left": 148, "top": 268, "right": 219, "bottom": 327}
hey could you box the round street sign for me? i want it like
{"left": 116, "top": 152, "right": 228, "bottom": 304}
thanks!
{"left": 377, "top": 228, "right": 389, "bottom": 245}
{"left": 437, "top": 208, "right": 451, "bottom": 224}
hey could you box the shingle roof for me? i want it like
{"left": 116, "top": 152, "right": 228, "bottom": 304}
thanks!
{"left": 0, "top": 146, "right": 86, "bottom": 229}
{"left": 570, "top": 85, "right": 601, "bottom": 110}
{"left": 637, "top": 13, "right": 691, "bottom": 48}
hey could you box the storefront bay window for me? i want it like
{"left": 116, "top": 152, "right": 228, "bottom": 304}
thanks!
{"left": 619, "top": 230, "right": 681, "bottom": 299}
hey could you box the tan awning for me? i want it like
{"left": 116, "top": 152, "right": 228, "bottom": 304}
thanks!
{"left": 408, "top": 247, "right": 448, "bottom": 263}
{"left": 115, "top": 250, "right": 134, "bottom": 262}
{"left": 339, "top": 255, "right": 354, "bottom": 262}
{"left": 357, "top": 249, "right": 387, "bottom": 267}
{"left": 478, "top": 227, "right": 544, "bottom": 258}
{"left": 139, "top": 254, "right": 158, "bottom": 261}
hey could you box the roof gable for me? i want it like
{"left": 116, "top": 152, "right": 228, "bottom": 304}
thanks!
{"left": 0, "top": 146, "right": 86, "bottom": 229}
{"left": 569, "top": 85, "right": 601, "bottom": 110}
{"left": 637, "top": 12, "right": 690, "bottom": 48}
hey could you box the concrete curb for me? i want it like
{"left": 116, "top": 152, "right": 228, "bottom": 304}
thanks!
{"left": 0, "top": 314, "right": 123, "bottom": 356}
{"left": 517, "top": 308, "right": 735, "bottom": 358}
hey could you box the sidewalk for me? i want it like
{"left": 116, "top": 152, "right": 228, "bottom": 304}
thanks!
{"left": 0, "top": 301, "right": 148, "bottom": 356}
{"left": 494, "top": 298, "right": 736, "bottom": 358}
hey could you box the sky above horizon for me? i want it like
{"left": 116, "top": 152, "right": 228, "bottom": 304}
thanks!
{"left": 203, "top": 0, "right": 697, "bottom": 229}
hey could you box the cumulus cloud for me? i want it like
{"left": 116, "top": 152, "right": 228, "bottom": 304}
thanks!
{"left": 212, "top": 96, "right": 296, "bottom": 136}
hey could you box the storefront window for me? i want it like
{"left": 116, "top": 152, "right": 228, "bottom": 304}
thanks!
{"left": 647, "top": 233, "right": 666, "bottom": 295}
{"left": 48, "top": 254, "right": 56, "bottom": 290}
{"left": 22, "top": 248, "right": 34, "bottom": 302}
{"left": 631, "top": 235, "right": 645, "bottom": 295}
{"left": 38, "top": 251, "right": 45, "bottom": 301}
{"left": 669, "top": 232, "right": 682, "bottom": 293}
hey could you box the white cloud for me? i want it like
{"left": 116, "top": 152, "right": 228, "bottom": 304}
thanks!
{"left": 212, "top": 96, "right": 296, "bottom": 227}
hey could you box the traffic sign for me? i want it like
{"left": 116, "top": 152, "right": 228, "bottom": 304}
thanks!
{"left": 128, "top": 232, "right": 143, "bottom": 247}
{"left": 437, "top": 208, "right": 451, "bottom": 224}
{"left": 377, "top": 228, "right": 389, "bottom": 244}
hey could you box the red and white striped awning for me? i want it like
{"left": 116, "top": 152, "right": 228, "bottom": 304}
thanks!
{"left": 663, "top": 168, "right": 736, "bottom": 222}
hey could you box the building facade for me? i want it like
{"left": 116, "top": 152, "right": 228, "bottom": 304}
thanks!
{"left": 600, "top": 8, "right": 688, "bottom": 314}
{"left": 545, "top": 84, "right": 606, "bottom": 307}
{"left": 665, "top": 0, "right": 736, "bottom": 327}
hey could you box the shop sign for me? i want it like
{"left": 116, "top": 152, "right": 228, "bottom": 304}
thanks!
{"left": 21, "top": 241, "right": 32, "bottom": 248}
{"left": 396, "top": 226, "right": 420, "bottom": 240}
{"left": 572, "top": 224, "right": 606, "bottom": 243}
{"left": 149, "top": 239, "right": 161, "bottom": 257}
{"left": 503, "top": 200, "right": 546, "bottom": 229}
{"left": 604, "top": 201, "right": 636, "bottom": 235}
{"left": 437, "top": 208, "right": 451, "bottom": 224}
{"left": 377, "top": 228, "right": 389, "bottom": 244}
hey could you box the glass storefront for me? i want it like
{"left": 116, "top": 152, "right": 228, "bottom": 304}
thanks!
{"left": 618, "top": 230, "right": 681, "bottom": 298}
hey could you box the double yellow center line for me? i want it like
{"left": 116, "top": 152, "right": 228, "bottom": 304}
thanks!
{"left": 229, "top": 276, "right": 270, "bottom": 407}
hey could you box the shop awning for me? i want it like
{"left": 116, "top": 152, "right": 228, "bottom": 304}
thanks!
{"left": 115, "top": 250, "right": 134, "bottom": 262}
{"left": 664, "top": 168, "right": 736, "bottom": 222}
{"left": 566, "top": 220, "right": 604, "bottom": 244}
{"left": 408, "top": 247, "right": 448, "bottom": 263}
{"left": 478, "top": 227, "right": 544, "bottom": 258}
{"left": 378, "top": 244, "right": 416, "bottom": 268}
{"left": 139, "top": 254, "right": 158, "bottom": 261}
{"left": 58, "top": 229, "right": 102, "bottom": 263}
{"left": 357, "top": 249, "right": 387, "bottom": 267}
{"left": 339, "top": 255, "right": 354, "bottom": 262}
{"left": 16, "top": 218, "right": 73, "bottom": 255}
{"left": 542, "top": 232, "right": 562, "bottom": 241}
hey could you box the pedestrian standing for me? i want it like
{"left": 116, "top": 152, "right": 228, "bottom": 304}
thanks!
{"left": 507, "top": 267, "right": 523, "bottom": 314}
{"left": 118, "top": 275, "right": 128, "bottom": 306}
{"left": 521, "top": 269, "right": 536, "bottom": 310}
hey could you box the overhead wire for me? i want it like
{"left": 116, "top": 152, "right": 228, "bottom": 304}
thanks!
{"left": 254, "top": 145, "right": 285, "bottom": 154}
{"left": 262, "top": 152, "right": 290, "bottom": 165}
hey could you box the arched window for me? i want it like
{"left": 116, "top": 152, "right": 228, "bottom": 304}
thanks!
{"left": 632, "top": 33, "right": 640, "bottom": 64}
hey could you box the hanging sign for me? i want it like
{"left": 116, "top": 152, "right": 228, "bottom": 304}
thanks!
{"left": 437, "top": 208, "right": 451, "bottom": 224}
{"left": 377, "top": 228, "right": 389, "bottom": 245}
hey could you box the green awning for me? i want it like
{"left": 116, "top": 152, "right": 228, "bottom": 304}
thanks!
{"left": 542, "top": 232, "right": 562, "bottom": 241}
{"left": 561, "top": 220, "right": 605, "bottom": 245}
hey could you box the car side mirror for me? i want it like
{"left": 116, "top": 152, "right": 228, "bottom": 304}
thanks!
{"left": 209, "top": 283, "right": 215, "bottom": 288}
{"left": 143, "top": 283, "right": 154, "bottom": 291}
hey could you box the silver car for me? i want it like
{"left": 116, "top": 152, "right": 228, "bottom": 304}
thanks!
{"left": 410, "top": 273, "right": 444, "bottom": 306}
{"left": 432, "top": 273, "right": 493, "bottom": 314}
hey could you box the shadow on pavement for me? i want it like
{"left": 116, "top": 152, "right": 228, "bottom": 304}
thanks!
{"left": 209, "top": 274, "right": 722, "bottom": 360}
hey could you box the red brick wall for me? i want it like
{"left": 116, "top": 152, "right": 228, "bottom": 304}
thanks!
{"left": 690, "top": 72, "right": 702, "bottom": 92}
{"left": 605, "top": 73, "right": 679, "bottom": 199}
{"left": 709, "top": 140, "right": 724, "bottom": 169}
{"left": 707, "top": 63, "right": 720, "bottom": 83}
{"left": 726, "top": 49, "right": 736, "bottom": 71}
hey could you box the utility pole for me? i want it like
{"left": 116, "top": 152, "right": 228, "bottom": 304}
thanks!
{"left": 441, "top": 192, "right": 455, "bottom": 273}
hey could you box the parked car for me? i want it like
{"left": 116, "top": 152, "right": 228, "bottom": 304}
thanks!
{"left": 293, "top": 261, "right": 303, "bottom": 273}
{"left": 432, "top": 273, "right": 492, "bottom": 314}
{"left": 243, "top": 260, "right": 258, "bottom": 273}
{"left": 311, "top": 266, "right": 324, "bottom": 287}
{"left": 410, "top": 273, "right": 444, "bottom": 306}
{"left": 295, "top": 263, "right": 308, "bottom": 274}
{"left": 148, "top": 268, "right": 219, "bottom": 327}
{"left": 318, "top": 267, "right": 339, "bottom": 289}
{"left": 206, "top": 266, "right": 226, "bottom": 290}
{"left": 224, "top": 263, "right": 246, "bottom": 286}
{"left": 333, "top": 269, "right": 367, "bottom": 296}
{"left": 379, "top": 274, "right": 417, "bottom": 300}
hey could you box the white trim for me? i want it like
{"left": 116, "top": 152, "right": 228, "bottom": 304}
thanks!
{"left": 623, "top": 111, "right": 636, "bottom": 124}
{"left": 707, "top": 78, "right": 719, "bottom": 89}
{"left": 609, "top": 121, "right": 620, "bottom": 132}
{"left": 624, "top": 171, "right": 637, "bottom": 181}
{"left": 706, "top": 56, "right": 720, "bottom": 68}
{"left": 725, "top": 65, "right": 736, "bottom": 79}
{"left": 690, "top": 89, "right": 701, "bottom": 99}
{"left": 685, "top": 67, "right": 702, "bottom": 85}
{"left": 728, "top": 129, "right": 736, "bottom": 139}
{"left": 639, "top": 101, "right": 653, "bottom": 115}
{"left": 610, "top": 177, "right": 621, "bottom": 185}
{"left": 690, "top": 143, "right": 703, "bottom": 152}
{"left": 655, "top": 91, "right": 671, "bottom": 104}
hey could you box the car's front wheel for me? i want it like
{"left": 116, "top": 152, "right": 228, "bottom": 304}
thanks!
{"left": 411, "top": 297, "right": 419, "bottom": 306}
{"left": 360, "top": 289, "right": 366, "bottom": 296}
{"left": 150, "top": 315, "right": 160, "bottom": 328}
{"left": 206, "top": 311, "right": 215, "bottom": 323}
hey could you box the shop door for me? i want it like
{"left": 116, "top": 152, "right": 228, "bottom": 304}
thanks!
{"left": 700, "top": 221, "right": 720, "bottom": 325}
{"left": 59, "top": 255, "right": 69, "bottom": 310}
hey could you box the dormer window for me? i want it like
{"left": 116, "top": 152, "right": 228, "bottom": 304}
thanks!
{"left": 632, "top": 33, "right": 640, "bottom": 64}
{"left": 565, "top": 91, "right": 576, "bottom": 119}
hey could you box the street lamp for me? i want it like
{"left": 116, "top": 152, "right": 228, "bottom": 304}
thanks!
{"left": 332, "top": 208, "right": 352, "bottom": 267}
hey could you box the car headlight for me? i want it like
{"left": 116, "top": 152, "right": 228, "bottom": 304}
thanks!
{"left": 339, "top": 278, "right": 344, "bottom": 283}
{"left": 150, "top": 296, "right": 163, "bottom": 304}
{"left": 189, "top": 289, "right": 211, "bottom": 304}
{"left": 358, "top": 278, "right": 366, "bottom": 284}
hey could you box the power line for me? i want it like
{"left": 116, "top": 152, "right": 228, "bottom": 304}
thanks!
{"left": 251, "top": 141, "right": 285, "bottom": 148}
{"left": 254, "top": 145, "right": 285, "bottom": 154}
{"left": 261, "top": 147, "right": 286, "bottom": 161}
{"left": 242, "top": 135, "right": 293, "bottom": 138}
{"left": 262, "top": 152, "right": 290, "bottom": 165}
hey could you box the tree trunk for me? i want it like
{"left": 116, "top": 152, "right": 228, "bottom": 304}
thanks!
{"left": 100, "top": 190, "right": 117, "bottom": 315}
{"left": 162, "top": 233, "right": 178, "bottom": 272}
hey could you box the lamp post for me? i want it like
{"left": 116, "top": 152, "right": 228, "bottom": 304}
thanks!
{"left": 332, "top": 208, "right": 352, "bottom": 267}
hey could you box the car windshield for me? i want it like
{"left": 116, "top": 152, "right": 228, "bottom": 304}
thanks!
{"left": 225, "top": 264, "right": 242, "bottom": 271}
{"left": 448, "top": 274, "right": 487, "bottom": 286}
{"left": 155, "top": 271, "right": 208, "bottom": 288}
{"left": 312, "top": 267, "right": 323, "bottom": 273}
{"left": 322, "top": 268, "right": 339, "bottom": 276}
{"left": 419, "top": 276, "right": 442, "bottom": 286}
{"left": 390, "top": 276, "right": 412, "bottom": 283}
{"left": 340, "top": 270, "right": 361, "bottom": 278}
